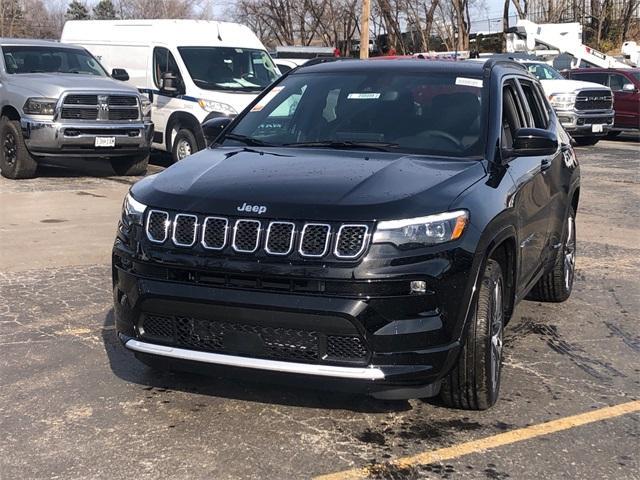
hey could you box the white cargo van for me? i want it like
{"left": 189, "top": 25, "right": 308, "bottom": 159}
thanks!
{"left": 61, "top": 20, "right": 280, "bottom": 162}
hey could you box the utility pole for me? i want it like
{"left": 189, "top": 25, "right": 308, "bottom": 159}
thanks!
{"left": 360, "top": 0, "right": 371, "bottom": 59}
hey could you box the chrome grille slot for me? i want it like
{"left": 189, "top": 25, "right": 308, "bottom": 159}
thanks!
{"left": 108, "top": 109, "right": 139, "bottom": 121}
{"left": 61, "top": 107, "right": 98, "bottom": 120}
{"left": 172, "top": 214, "right": 198, "bottom": 247}
{"left": 146, "top": 210, "right": 169, "bottom": 243}
{"left": 265, "top": 222, "right": 295, "bottom": 255}
{"left": 335, "top": 225, "right": 368, "bottom": 259}
{"left": 233, "top": 220, "right": 261, "bottom": 253}
{"left": 299, "top": 224, "right": 331, "bottom": 257}
{"left": 202, "top": 217, "right": 228, "bottom": 250}
{"left": 64, "top": 94, "right": 98, "bottom": 105}
{"left": 108, "top": 96, "right": 138, "bottom": 106}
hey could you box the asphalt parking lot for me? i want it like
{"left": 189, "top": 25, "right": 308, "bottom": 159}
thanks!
{"left": 1, "top": 138, "right": 639, "bottom": 480}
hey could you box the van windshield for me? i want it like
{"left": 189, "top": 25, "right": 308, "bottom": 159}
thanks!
{"left": 178, "top": 47, "right": 279, "bottom": 92}
{"left": 226, "top": 71, "right": 486, "bottom": 158}
{"left": 2, "top": 45, "right": 107, "bottom": 76}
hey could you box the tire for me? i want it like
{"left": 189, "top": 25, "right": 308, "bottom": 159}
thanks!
{"left": 606, "top": 131, "right": 621, "bottom": 139}
{"left": 574, "top": 136, "right": 600, "bottom": 146}
{"left": 0, "top": 116, "right": 37, "bottom": 179}
{"left": 110, "top": 154, "right": 149, "bottom": 176}
{"left": 440, "top": 259, "right": 505, "bottom": 410}
{"left": 527, "top": 207, "right": 576, "bottom": 303}
{"left": 171, "top": 128, "right": 199, "bottom": 162}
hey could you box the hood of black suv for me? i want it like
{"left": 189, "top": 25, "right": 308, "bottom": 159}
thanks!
{"left": 132, "top": 147, "right": 486, "bottom": 221}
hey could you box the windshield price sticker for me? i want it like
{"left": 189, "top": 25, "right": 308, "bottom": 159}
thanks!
{"left": 347, "top": 93, "right": 381, "bottom": 100}
{"left": 251, "top": 86, "right": 285, "bottom": 112}
{"left": 455, "top": 77, "right": 484, "bottom": 88}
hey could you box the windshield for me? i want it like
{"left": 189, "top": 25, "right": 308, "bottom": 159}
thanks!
{"left": 2, "top": 45, "right": 107, "bottom": 76}
{"left": 225, "top": 71, "right": 486, "bottom": 158}
{"left": 524, "top": 63, "right": 564, "bottom": 80}
{"left": 178, "top": 47, "right": 279, "bottom": 91}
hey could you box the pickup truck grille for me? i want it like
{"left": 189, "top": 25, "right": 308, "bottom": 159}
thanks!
{"left": 575, "top": 90, "right": 613, "bottom": 111}
{"left": 144, "top": 210, "right": 371, "bottom": 261}
{"left": 60, "top": 93, "right": 140, "bottom": 121}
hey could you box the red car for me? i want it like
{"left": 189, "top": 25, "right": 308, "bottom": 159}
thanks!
{"left": 563, "top": 68, "right": 640, "bottom": 136}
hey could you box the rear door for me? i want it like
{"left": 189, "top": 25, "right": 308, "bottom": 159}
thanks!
{"left": 608, "top": 72, "right": 640, "bottom": 129}
{"left": 501, "top": 79, "right": 553, "bottom": 290}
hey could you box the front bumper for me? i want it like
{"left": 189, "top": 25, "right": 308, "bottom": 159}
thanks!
{"left": 21, "top": 116, "right": 153, "bottom": 157}
{"left": 112, "top": 226, "right": 481, "bottom": 396}
{"left": 556, "top": 109, "right": 614, "bottom": 137}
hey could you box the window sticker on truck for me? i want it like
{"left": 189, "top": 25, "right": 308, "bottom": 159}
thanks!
{"left": 455, "top": 77, "right": 483, "bottom": 88}
{"left": 347, "top": 93, "right": 381, "bottom": 99}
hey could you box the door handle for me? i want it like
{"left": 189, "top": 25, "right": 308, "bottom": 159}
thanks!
{"left": 541, "top": 158, "right": 552, "bottom": 171}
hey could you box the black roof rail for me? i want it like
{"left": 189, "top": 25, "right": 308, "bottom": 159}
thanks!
{"left": 482, "top": 58, "right": 528, "bottom": 73}
{"left": 296, "top": 57, "right": 357, "bottom": 69}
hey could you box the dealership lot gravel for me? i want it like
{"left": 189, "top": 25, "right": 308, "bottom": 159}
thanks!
{"left": 1, "top": 140, "right": 639, "bottom": 480}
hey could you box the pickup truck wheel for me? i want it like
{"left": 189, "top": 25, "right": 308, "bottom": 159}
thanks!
{"left": 574, "top": 136, "right": 599, "bottom": 146}
{"left": 110, "top": 154, "right": 149, "bottom": 176}
{"left": 440, "top": 259, "right": 504, "bottom": 410}
{"left": 0, "top": 117, "right": 37, "bottom": 179}
{"left": 172, "top": 128, "right": 198, "bottom": 162}
{"left": 528, "top": 208, "right": 576, "bottom": 303}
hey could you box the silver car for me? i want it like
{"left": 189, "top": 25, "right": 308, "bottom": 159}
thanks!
{"left": 0, "top": 38, "right": 153, "bottom": 179}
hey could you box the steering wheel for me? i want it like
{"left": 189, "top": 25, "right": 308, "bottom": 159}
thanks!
{"left": 421, "top": 130, "right": 464, "bottom": 150}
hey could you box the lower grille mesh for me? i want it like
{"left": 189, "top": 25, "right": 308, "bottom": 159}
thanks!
{"left": 140, "top": 314, "right": 369, "bottom": 364}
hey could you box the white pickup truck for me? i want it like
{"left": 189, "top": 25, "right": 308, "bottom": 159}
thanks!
{"left": 520, "top": 61, "right": 614, "bottom": 145}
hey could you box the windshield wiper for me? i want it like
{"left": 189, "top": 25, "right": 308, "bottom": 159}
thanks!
{"left": 224, "top": 133, "right": 274, "bottom": 147}
{"left": 283, "top": 140, "right": 399, "bottom": 152}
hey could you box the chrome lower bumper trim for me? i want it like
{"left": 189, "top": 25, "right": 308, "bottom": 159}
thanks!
{"left": 125, "top": 339, "right": 385, "bottom": 381}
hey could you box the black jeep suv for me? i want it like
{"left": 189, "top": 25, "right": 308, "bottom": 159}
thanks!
{"left": 113, "top": 59, "right": 580, "bottom": 409}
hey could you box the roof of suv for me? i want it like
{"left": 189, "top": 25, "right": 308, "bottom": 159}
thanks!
{"left": 0, "top": 38, "right": 82, "bottom": 49}
{"left": 294, "top": 58, "right": 526, "bottom": 76}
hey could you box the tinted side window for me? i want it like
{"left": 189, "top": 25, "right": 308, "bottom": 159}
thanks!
{"left": 153, "top": 47, "right": 181, "bottom": 89}
{"left": 519, "top": 79, "right": 547, "bottom": 128}
{"left": 502, "top": 82, "right": 525, "bottom": 149}
{"left": 609, "top": 73, "right": 634, "bottom": 91}
{"left": 572, "top": 72, "right": 607, "bottom": 85}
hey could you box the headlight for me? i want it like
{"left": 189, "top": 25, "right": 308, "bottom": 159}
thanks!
{"left": 140, "top": 97, "right": 152, "bottom": 119}
{"left": 198, "top": 99, "right": 237, "bottom": 115}
{"left": 372, "top": 210, "right": 468, "bottom": 248}
{"left": 23, "top": 97, "right": 57, "bottom": 116}
{"left": 548, "top": 93, "right": 577, "bottom": 110}
{"left": 122, "top": 192, "right": 147, "bottom": 227}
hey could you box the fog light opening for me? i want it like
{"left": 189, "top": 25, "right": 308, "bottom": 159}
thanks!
{"left": 410, "top": 280, "right": 427, "bottom": 294}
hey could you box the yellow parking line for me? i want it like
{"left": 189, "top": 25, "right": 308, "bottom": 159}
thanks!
{"left": 314, "top": 400, "right": 640, "bottom": 480}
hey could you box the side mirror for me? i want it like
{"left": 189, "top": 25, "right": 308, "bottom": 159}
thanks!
{"left": 512, "top": 128, "right": 558, "bottom": 157}
{"left": 111, "top": 68, "right": 129, "bottom": 81}
{"left": 160, "top": 71, "right": 180, "bottom": 95}
{"left": 622, "top": 83, "right": 637, "bottom": 92}
{"left": 202, "top": 116, "right": 234, "bottom": 145}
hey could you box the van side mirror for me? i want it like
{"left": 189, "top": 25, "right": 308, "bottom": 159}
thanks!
{"left": 111, "top": 68, "right": 129, "bottom": 81}
{"left": 160, "top": 71, "right": 180, "bottom": 95}
{"left": 512, "top": 128, "right": 558, "bottom": 157}
{"left": 202, "top": 116, "right": 233, "bottom": 145}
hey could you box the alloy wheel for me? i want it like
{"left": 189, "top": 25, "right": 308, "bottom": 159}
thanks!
{"left": 177, "top": 139, "right": 192, "bottom": 160}
{"left": 3, "top": 131, "right": 17, "bottom": 167}
{"left": 489, "top": 277, "right": 504, "bottom": 392}
{"left": 564, "top": 215, "right": 576, "bottom": 290}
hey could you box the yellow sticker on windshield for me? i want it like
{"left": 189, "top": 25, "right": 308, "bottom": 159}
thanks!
{"left": 251, "top": 86, "right": 285, "bottom": 112}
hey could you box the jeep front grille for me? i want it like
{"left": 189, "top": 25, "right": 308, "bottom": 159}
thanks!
{"left": 59, "top": 93, "right": 140, "bottom": 121}
{"left": 144, "top": 211, "right": 371, "bottom": 261}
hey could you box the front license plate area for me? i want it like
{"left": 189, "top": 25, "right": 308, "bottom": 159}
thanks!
{"left": 591, "top": 124, "right": 604, "bottom": 133}
{"left": 224, "top": 330, "right": 265, "bottom": 356}
{"left": 95, "top": 136, "right": 116, "bottom": 147}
